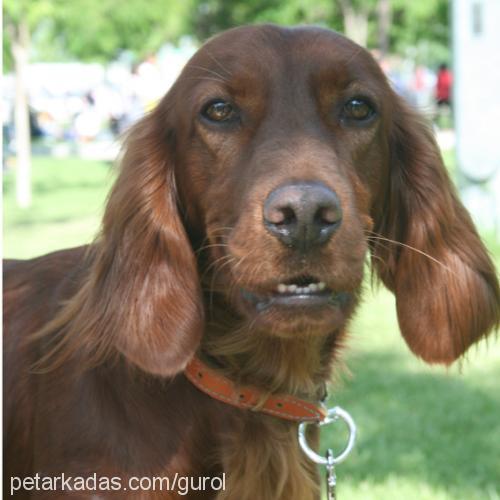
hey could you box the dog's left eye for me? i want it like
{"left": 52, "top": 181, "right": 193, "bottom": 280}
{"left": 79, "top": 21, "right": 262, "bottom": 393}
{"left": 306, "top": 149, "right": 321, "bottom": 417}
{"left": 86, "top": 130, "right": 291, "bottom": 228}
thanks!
{"left": 342, "top": 98, "right": 376, "bottom": 122}
{"left": 202, "top": 100, "right": 236, "bottom": 122}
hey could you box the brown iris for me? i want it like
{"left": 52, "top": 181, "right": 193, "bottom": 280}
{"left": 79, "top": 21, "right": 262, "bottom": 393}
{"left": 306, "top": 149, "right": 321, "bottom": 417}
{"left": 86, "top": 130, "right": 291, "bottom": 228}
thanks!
{"left": 202, "top": 100, "right": 235, "bottom": 122}
{"left": 343, "top": 98, "right": 375, "bottom": 121}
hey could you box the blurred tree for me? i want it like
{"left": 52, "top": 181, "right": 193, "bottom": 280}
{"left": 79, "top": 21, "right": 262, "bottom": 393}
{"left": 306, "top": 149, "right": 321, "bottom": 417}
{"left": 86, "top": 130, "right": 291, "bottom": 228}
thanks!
{"left": 190, "top": 0, "right": 341, "bottom": 40}
{"left": 48, "top": 0, "right": 194, "bottom": 62}
{"left": 191, "top": 0, "right": 449, "bottom": 61}
{"left": 3, "top": 0, "right": 451, "bottom": 209}
{"left": 3, "top": 0, "right": 194, "bottom": 207}
{"left": 377, "top": 0, "right": 391, "bottom": 56}
{"left": 4, "top": 0, "right": 196, "bottom": 69}
{"left": 4, "top": 0, "right": 56, "bottom": 207}
{"left": 334, "top": 0, "right": 449, "bottom": 61}
{"left": 390, "top": 0, "right": 450, "bottom": 65}
{"left": 334, "top": 0, "right": 378, "bottom": 47}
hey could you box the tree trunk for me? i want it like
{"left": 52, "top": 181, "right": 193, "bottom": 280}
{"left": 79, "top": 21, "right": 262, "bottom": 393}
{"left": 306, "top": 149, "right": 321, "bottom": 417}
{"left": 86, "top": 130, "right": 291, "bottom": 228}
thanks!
{"left": 12, "top": 18, "right": 32, "bottom": 208}
{"left": 377, "top": 0, "right": 391, "bottom": 57}
{"left": 337, "top": 0, "right": 370, "bottom": 47}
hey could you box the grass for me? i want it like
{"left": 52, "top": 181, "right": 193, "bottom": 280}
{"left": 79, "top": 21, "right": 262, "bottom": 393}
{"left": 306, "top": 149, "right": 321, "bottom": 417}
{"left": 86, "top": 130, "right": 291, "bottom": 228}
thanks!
{"left": 321, "top": 287, "right": 500, "bottom": 500}
{"left": 3, "top": 156, "right": 115, "bottom": 259}
{"left": 3, "top": 156, "right": 500, "bottom": 499}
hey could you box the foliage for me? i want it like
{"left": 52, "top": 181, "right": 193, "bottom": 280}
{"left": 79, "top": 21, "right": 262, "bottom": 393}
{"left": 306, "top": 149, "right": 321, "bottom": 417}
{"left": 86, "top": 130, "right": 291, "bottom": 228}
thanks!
{"left": 3, "top": 0, "right": 55, "bottom": 69}
{"left": 190, "top": 0, "right": 340, "bottom": 40}
{"left": 4, "top": 0, "right": 451, "bottom": 70}
{"left": 3, "top": 0, "right": 194, "bottom": 70}
{"left": 49, "top": 0, "right": 194, "bottom": 62}
{"left": 190, "top": 0, "right": 450, "bottom": 61}
{"left": 390, "top": 0, "right": 450, "bottom": 64}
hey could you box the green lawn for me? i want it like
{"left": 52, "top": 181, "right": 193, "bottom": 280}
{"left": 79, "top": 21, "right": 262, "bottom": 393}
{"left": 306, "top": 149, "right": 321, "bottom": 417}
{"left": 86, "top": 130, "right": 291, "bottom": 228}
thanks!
{"left": 3, "top": 156, "right": 500, "bottom": 499}
{"left": 322, "top": 286, "right": 500, "bottom": 500}
{"left": 3, "top": 156, "right": 115, "bottom": 259}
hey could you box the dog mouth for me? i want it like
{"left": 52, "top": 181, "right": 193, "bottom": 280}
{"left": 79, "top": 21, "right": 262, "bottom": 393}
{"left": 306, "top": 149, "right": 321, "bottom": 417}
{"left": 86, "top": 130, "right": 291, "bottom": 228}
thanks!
{"left": 241, "top": 275, "right": 349, "bottom": 311}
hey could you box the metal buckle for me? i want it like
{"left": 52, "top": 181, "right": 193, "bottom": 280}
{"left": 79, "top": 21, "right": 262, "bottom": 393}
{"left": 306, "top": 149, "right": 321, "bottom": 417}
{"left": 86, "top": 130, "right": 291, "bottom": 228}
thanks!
{"left": 298, "top": 406, "right": 356, "bottom": 465}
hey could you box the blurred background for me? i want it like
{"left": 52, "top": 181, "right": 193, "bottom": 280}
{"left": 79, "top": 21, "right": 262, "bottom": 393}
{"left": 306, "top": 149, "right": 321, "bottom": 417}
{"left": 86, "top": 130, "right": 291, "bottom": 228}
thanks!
{"left": 3, "top": 1, "right": 500, "bottom": 499}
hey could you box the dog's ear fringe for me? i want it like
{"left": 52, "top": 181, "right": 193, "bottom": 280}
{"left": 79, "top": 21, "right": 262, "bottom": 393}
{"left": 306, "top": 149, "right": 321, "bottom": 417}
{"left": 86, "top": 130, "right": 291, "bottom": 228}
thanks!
{"left": 371, "top": 95, "right": 499, "bottom": 365}
{"left": 30, "top": 106, "right": 204, "bottom": 377}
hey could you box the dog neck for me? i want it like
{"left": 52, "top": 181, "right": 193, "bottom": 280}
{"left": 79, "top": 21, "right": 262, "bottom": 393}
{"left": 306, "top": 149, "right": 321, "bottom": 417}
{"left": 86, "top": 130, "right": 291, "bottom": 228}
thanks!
{"left": 201, "top": 316, "right": 341, "bottom": 399}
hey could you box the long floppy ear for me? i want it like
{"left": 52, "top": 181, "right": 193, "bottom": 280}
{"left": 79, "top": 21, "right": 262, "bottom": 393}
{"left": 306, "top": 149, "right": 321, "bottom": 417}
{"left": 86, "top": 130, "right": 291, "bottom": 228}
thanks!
{"left": 372, "top": 96, "right": 499, "bottom": 364}
{"left": 82, "top": 103, "right": 203, "bottom": 376}
{"left": 30, "top": 101, "right": 204, "bottom": 377}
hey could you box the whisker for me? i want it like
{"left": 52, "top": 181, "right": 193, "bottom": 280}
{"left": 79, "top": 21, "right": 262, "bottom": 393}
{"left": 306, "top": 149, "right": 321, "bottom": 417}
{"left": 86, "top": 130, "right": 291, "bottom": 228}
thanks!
{"left": 200, "top": 254, "right": 234, "bottom": 283}
{"left": 365, "top": 235, "right": 392, "bottom": 256}
{"left": 209, "top": 226, "right": 234, "bottom": 233}
{"left": 189, "top": 64, "right": 230, "bottom": 82}
{"left": 195, "top": 243, "right": 230, "bottom": 256}
{"left": 368, "top": 253, "right": 388, "bottom": 271}
{"left": 208, "top": 256, "right": 237, "bottom": 315}
{"left": 244, "top": 261, "right": 267, "bottom": 288}
{"left": 194, "top": 227, "right": 233, "bottom": 255}
{"left": 345, "top": 46, "right": 364, "bottom": 66}
{"left": 365, "top": 231, "right": 455, "bottom": 275}
{"left": 231, "top": 248, "right": 257, "bottom": 275}
{"left": 205, "top": 51, "right": 233, "bottom": 77}
{"left": 185, "top": 77, "right": 228, "bottom": 85}
{"left": 206, "top": 256, "right": 235, "bottom": 289}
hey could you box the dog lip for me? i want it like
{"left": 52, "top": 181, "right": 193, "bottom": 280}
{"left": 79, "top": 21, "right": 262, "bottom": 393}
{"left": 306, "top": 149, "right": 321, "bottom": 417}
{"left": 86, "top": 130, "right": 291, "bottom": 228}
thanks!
{"left": 241, "top": 287, "right": 348, "bottom": 311}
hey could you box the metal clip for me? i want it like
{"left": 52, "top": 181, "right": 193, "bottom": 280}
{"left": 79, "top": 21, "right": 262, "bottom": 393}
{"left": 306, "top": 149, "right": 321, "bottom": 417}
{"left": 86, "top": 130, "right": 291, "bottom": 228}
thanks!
{"left": 298, "top": 406, "right": 356, "bottom": 499}
{"left": 298, "top": 406, "right": 356, "bottom": 464}
{"left": 326, "top": 449, "right": 337, "bottom": 500}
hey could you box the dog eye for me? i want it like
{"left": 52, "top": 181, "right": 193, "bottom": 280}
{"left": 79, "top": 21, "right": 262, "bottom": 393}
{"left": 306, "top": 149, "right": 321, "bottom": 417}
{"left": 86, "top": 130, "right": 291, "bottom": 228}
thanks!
{"left": 202, "top": 100, "right": 236, "bottom": 122}
{"left": 342, "top": 98, "right": 375, "bottom": 122}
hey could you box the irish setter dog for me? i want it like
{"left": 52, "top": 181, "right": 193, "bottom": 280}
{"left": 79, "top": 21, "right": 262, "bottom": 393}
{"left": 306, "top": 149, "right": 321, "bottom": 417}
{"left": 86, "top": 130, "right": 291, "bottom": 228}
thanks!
{"left": 4, "top": 25, "right": 499, "bottom": 499}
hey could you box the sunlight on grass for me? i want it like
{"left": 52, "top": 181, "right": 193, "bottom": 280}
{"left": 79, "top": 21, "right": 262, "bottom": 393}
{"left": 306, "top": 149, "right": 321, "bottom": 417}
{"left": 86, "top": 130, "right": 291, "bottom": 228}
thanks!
{"left": 3, "top": 156, "right": 115, "bottom": 258}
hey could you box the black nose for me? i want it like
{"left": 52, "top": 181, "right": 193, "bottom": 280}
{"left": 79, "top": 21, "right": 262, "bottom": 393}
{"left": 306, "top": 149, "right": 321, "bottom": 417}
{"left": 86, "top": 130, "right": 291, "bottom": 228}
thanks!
{"left": 263, "top": 182, "right": 342, "bottom": 252}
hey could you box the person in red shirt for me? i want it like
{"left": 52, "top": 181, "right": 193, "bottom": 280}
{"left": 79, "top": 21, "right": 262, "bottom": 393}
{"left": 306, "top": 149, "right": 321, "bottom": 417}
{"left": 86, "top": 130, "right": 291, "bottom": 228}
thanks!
{"left": 436, "top": 63, "right": 453, "bottom": 107}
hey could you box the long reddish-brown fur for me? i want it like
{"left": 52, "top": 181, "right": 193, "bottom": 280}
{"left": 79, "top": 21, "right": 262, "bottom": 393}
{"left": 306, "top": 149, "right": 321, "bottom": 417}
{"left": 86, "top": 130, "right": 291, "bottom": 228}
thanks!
{"left": 4, "top": 25, "right": 499, "bottom": 499}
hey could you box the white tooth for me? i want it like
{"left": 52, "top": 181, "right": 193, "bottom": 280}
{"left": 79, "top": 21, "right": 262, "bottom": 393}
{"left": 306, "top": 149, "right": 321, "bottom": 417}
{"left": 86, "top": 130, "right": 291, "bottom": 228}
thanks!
{"left": 317, "top": 282, "right": 326, "bottom": 291}
{"left": 303, "top": 285, "right": 311, "bottom": 293}
{"left": 296, "top": 287, "right": 304, "bottom": 294}
{"left": 309, "top": 283, "right": 318, "bottom": 292}
{"left": 277, "top": 284, "right": 287, "bottom": 293}
{"left": 287, "top": 284, "right": 297, "bottom": 292}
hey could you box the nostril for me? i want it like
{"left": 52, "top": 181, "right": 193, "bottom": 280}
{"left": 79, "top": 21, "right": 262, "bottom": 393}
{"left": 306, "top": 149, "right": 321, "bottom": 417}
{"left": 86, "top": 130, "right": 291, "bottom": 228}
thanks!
{"left": 316, "top": 205, "right": 342, "bottom": 226}
{"left": 276, "top": 207, "right": 296, "bottom": 226}
{"left": 264, "top": 205, "right": 296, "bottom": 226}
{"left": 265, "top": 208, "right": 284, "bottom": 225}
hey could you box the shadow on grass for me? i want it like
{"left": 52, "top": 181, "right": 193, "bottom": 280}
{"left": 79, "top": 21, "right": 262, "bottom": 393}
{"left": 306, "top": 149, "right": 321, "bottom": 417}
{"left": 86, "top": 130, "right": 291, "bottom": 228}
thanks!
{"left": 321, "top": 352, "right": 500, "bottom": 498}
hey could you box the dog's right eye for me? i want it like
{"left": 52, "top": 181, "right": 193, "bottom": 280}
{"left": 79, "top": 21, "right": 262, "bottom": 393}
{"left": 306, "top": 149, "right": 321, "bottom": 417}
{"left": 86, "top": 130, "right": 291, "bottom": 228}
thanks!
{"left": 201, "top": 100, "right": 236, "bottom": 123}
{"left": 342, "top": 98, "right": 376, "bottom": 123}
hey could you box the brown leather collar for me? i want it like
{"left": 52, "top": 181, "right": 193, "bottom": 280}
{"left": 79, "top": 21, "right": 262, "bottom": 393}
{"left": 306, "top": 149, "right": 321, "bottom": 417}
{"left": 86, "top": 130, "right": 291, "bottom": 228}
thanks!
{"left": 185, "top": 356, "right": 327, "bottom": 422}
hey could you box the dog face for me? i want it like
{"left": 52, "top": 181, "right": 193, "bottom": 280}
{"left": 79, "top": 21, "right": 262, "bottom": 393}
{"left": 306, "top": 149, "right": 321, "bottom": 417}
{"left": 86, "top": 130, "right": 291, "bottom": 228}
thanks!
{"left": 84, "top": 25, "right": 498, "bottom": 375}
{"left": 169, "top": 27, "right": 387, "bottom": 337}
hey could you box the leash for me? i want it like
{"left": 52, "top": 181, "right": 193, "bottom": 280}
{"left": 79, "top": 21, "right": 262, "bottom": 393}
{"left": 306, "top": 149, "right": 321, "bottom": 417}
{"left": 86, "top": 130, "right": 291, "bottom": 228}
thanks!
{"left": 185, "top": 355, "right": 356, "bottom": 499}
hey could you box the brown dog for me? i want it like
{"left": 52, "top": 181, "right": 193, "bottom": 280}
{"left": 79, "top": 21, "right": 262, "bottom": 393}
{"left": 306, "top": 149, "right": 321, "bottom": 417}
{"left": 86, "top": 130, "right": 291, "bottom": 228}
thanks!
{"left": 4, "top": 25, "right": 499, "bottom": 499}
